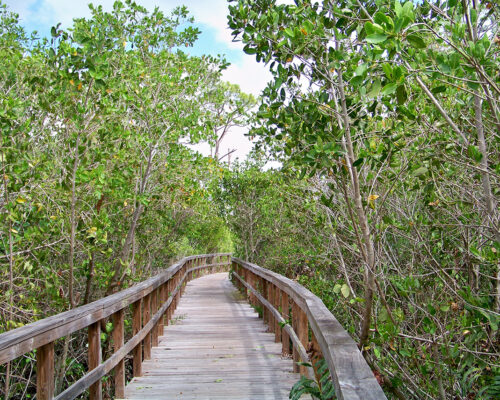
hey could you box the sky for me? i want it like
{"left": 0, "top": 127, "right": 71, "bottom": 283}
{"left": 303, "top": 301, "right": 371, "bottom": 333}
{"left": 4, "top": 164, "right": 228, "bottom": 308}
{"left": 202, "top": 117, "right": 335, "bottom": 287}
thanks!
{"left": 3, "top": 0, "right": 274, "bottom": 162}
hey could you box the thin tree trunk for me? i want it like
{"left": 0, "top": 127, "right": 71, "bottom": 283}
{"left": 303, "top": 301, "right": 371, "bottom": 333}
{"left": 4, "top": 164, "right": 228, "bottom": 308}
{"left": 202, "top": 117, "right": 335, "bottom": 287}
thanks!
{"left": 335, "top": 64, "right": 376, "bottom": 349}
{"left": 55, "top": 133, "right": 80, "bottom": 393}
{"left": 83, "top": 254, "right": 95, "bottom": 305}
{"left": 107, "top": 145, "right": 155, "bottom": 293}
{"left": 54, "top": 337, "right": 70, "bottom": 394}
{"left": 68, "top": 134, "right": 80, "bottom": 310}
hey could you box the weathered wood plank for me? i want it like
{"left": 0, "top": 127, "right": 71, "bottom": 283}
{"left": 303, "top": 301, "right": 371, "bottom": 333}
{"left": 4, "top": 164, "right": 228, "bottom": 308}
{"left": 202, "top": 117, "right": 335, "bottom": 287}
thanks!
{"left": 112, "top": 309, "right": 125, "bottom": 398}
{"left": 132, "top": 298, "right": 142, "bottom": 378}
{"left": 124, "top": 273, "right": 304, "bottom": 400}
{"left": 36, "top": 342, "right": 54, "bottom": 400}
{"left": 88, "top": 322, "right": 102, "bottom": 400}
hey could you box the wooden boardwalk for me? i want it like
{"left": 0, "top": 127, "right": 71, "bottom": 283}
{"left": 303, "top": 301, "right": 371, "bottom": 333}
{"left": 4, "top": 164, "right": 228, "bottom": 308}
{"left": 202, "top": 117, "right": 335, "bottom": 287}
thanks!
{"left": 124, "top": 272, "right": 304, "bottom": 399}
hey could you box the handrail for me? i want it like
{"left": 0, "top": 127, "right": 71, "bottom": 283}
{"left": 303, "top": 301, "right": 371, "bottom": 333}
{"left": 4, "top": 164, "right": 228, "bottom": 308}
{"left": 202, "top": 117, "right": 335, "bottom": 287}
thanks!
{"left": 0, "top": 253, "right": 231, "bottom": 400}
{"left": 231, "top": 257, "right": 387, "bottom": 400}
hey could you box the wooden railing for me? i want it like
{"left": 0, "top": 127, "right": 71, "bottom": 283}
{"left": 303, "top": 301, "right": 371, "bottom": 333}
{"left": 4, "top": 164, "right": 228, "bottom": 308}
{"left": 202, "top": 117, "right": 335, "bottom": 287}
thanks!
{"left": 231, "top": 258, "right": 387, "bottom": 400}
{"left": 0, "top": 253, "right": 231, "bottom": 400}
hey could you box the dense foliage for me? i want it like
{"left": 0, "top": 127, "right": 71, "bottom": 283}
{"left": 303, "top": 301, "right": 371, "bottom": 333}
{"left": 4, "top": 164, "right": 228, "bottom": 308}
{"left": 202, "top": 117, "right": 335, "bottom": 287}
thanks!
{"left": 0, "top": 0, "right": 499, "bottom": 399}
{"left": 224, "top": 0, "right": 499, "bottom": 399}
{"left": 0, "top": 1, "right": 242, "bottom": 397}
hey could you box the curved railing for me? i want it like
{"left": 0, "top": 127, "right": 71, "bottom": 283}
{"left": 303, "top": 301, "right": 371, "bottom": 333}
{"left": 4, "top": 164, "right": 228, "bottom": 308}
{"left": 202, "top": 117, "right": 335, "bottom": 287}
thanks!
{"left": 0, "top": 253, "right": 231, "bottom": 400}
{"left": 231, "top": 258, "right": 387, "bottom": 400}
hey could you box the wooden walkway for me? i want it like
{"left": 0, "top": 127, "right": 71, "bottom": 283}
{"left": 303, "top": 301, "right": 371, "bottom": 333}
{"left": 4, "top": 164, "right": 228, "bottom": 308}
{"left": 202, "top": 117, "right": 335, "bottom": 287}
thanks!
{"left": 124, "top": 272, "right": 304, "bottom": 399}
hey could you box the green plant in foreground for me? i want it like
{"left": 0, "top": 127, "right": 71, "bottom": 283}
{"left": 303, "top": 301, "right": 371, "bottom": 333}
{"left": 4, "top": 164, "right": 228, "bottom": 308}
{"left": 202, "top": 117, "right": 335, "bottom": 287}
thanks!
{"left": 289, "top": 359, "right": 335, "bottom": 400}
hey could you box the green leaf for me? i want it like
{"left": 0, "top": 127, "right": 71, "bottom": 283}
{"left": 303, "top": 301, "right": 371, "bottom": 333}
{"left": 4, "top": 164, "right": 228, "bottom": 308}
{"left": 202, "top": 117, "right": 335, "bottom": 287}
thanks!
{"left": 381, "top": 82, "right": 398, "bottom": 95}
{"left": 364, "top": 22, "right": 385, "bottom": 35}
{"left": 355, "top": 63, "right": 368, "bottom": 76}
{"left": 366, "top": 34, "right": 388, "bottom": 44}
{"left": 353, "top": 158, "right": 364, "bottom": 167}
{"left": 350, "top": 75, "right": 364, "bottom": 86}
{"left": 406, "top": 34, "right": 426, "bottom": 49}
{"left": 467, "top": 145, "right": 483, "bottom": 163}
{"left": 396, "top": 85, "right": 407, "bottom": 104}
{"left": 394, "top": 0, "right": 403, "bottom": 18}
{"left": 368, "top": 79, "right": 381, "bottom": 97}
{"left": 333, "top": 284, "right": 341, "bottom": 294}
{"left": 243, "top": 45, "right": 256, "bottom": 55}
{"left": 431, "top": 86, "right": 446, "bottom": 94}
{"left": 413, "top": 166, "right": 428, "bottom": 177}
{"left": 284, "top": 27, "right": 295, "bottom": 38}
{"left": 341, "top": 284, "right": 350, "bottom": 298}
{"left": 382, "top": 63, "right": 393, "bottom": 79}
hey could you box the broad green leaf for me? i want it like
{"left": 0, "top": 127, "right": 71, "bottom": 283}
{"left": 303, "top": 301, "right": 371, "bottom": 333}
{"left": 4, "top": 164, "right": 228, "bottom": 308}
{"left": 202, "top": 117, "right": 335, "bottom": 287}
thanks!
{"left": 366, "top": 34, "right": 388, "bottom": 44}
{"left": 381, "top": 82, "right": 398, "bottom": 95}
{"left": 368, "top": 79, "right": 381, "bottom": 97}
{"left": 382, "top": 63, "right": 393, "bottom": 79}
{"left": 355, "top": 63, "right": 367, "bottom": 76}
{"left": 341, "top": 284, "right": 350, "bottom": 298}
{"left": 284, "top": 27, "right": 295, "bottom": 38}
{"left": 396, "top": 84, "right": 407, "bottom": 104}
{"left": 407, "top": 34, "right": 426, "bottom": 49}
{"left": 414, "top": 166, "right": 428, "bottom": 177}
{"left": 394, "top": 0, "right": 403, "bottom": 18}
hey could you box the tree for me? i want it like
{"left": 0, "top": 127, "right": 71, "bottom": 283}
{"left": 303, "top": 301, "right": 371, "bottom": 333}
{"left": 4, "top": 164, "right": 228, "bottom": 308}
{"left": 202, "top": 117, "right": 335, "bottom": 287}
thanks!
{"left": 228, "top": 0, "right": 499, "bottom": 397}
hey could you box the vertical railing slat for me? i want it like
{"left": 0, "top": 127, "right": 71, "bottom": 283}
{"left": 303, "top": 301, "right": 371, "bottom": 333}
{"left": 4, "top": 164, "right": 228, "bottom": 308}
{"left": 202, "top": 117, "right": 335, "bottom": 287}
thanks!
{"left": 143, "top": 293, "right": 152, "bottom": 360}
{"left": 132, "top": 298, "right": 142, "bottom": 377}
{"left": 281, "top": 291, "right": 290, "bottom": 356}
{"left": 88, "top": 322, "right": 102, "bottom": 400}
{"left": 36, "top": 342, "right": 54, "bottom": 400}
{"left": 112, "top": 309, "right": 125, "bottom": 398}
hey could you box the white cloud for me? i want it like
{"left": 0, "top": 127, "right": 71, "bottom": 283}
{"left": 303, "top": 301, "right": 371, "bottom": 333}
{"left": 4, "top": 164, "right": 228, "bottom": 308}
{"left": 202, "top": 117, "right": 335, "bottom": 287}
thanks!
{"left": 222, "top": 56, "right": 272, "bottom": 97}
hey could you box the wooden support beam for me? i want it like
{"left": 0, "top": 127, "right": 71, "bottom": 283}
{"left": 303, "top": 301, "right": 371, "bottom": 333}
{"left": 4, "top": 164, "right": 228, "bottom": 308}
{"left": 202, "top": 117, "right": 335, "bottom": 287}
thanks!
{"left": 268, "top": 283, "right": 275, "bottom": 333}
{"left": 112, "top": 309, "right": 125, "bottom": 399}
{"left": 281, "top": 291, "right": 290, "bottom": 356}
{"left": 158, "top": 284, "right": 165, "bottom": 334}
{"left": 88, "top": 322, "right": 102, "bottom": 400}
{"left": 132, "top": 298, "right": 142, "bottom": 377}
{"left": 152, "top": 289, "right": 158, "bottom": 347}
{"left": 274, "top": 287, "right": 281, "bottom": 343}
{"left": 262, "top": 278, "right": 269, "bottom": 325}
{"left": 36, "top": 341, "right": 54, "bottom": 400}
{"left": 297, "top": 304, "right": 309, "bottom": 376}
{"left": 166, "top": 280, "right": 172, "bottom": 324}
{"left": 143, "top": 293, "right": 152, "bottom": 360}
{"left": 292, "top": 302, "right": 299, "bottom": 373}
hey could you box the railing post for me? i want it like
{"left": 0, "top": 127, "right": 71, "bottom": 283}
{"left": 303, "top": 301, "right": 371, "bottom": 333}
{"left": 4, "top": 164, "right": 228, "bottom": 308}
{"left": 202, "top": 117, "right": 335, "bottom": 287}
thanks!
{"left": 36, "top": 342, "right": 54, "bottom": 400}
{"left": 152, "top": 288, "right": 159, "bottom": 347}
{"left": 88, "top": 321, "right": 102, "bottom": 400}
{"left": 281, "top": 291, "right": 290, "bottom": 356}
{"left": 174, "top": 272, "right": 180, "bottom": 311}
{"left": 261, "top": 278, "right": 269, "bottom": 325}
{"left": 143, "top": 293, "right": 152, "bottom": 360}
{"left": 274, "top": 286, "right": 281, "bottom": 343}
{"left": 292, "top": 302, "right": 300, "bottom": 372}
{"left": 294, "top": 303, "right": 308, "bottom": 375}
{"left": 166, "top": 279, "right": 172, "bottom": 324}
{"left": 247, "top": 271, "right": 254, "bottom": 305}
{"left": 132, "top": 298, "right": 142, "bottom": 377}
{"left": 268, "top": 283, "right": 275, "bottom": 334}
{"left": 161, "top": 282, "right": 168, "bottom": 329}
{"left": 112, "top": 309, "right": 125, "bottom": 398}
